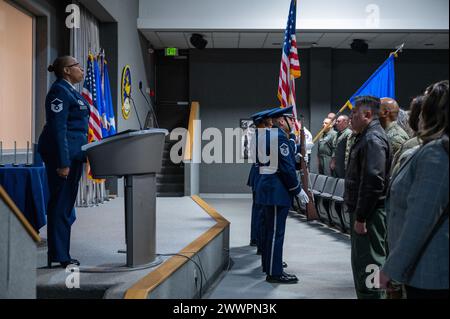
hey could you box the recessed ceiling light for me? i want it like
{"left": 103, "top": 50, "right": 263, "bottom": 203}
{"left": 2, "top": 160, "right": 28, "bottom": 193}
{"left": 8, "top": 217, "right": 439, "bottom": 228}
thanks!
{"left": 272, "top": 42, "right": 281, "bottom": 45}
{"left": 424, "top": 43, "right": 434, "bottom": 46}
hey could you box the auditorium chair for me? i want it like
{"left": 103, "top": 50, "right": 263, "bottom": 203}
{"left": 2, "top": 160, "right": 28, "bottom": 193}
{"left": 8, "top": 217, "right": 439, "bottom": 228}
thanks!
{"left": 317, "top": 176, "right": 338, "bottom": 225}
{"left": 308, "top": 173, "right": 318, "bottom": 191}
{"left": 329, "top": 178, "right": 347, "bottom": 232}
{"left": 311, "top": 175, "right": 327, "bottom": 217}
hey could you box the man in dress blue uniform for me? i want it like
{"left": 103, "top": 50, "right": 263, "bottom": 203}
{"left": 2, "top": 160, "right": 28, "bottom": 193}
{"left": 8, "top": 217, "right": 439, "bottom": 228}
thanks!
{"left": 38, "top": 56, "right": 90, "bottom": 268}
{"left": 247, "top": 109, "right": 273, "bottom": 253}
{"left": 255, "top": 106, "right": 309, "bottom": 283}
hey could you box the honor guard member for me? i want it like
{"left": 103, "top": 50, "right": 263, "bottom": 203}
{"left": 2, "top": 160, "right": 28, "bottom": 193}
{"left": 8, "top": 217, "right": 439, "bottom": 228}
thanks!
{"left": 247, "top": 109, "right": 274, "bottom": 252}
{"left": 256, "top": 106, "right": 309, "bottom": 284}
{"left": 38, "top": 56, "right": 90, "bottom": 268}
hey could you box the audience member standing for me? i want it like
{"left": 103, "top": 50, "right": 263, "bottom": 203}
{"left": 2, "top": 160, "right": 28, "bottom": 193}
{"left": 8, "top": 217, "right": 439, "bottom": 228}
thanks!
{"left": 317, "top": 118, "right": 336, "bottom": 175}
{"left": 330, "top": 115, "right": 352, "bottom": 178}
{"left": 345, "top": 120, "right": 357, "bottom": 172}
{"left": 397, "top": 108, "right": 415, "bottom": 138}
{"left": 391, "top": 95, "right": 424, "bottom": 176}
{"left": 345, "top": 96, "right": 391, "bottom": 299}
{"left": 302, "top": 126, "right": 314, "bottom": 168}
{"left": 380, "top": 80, "right": 449, "bottom": 299}
{"left": 380, "top": 98, "right": 410, "bottom": 157}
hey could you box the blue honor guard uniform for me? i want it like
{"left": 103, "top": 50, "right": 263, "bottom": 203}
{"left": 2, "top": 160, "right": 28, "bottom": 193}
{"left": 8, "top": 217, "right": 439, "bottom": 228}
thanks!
{"left": 247, "top": 145, "right": 261, "bottom": 247}
{"left": 38, "top": 79, "right": 90, "bottom": 264}
{"left": 247, "top": 109, "right": 275, "bottom": 252}
{"left": 255, "top": 107, "right": 301, "bottom": 282}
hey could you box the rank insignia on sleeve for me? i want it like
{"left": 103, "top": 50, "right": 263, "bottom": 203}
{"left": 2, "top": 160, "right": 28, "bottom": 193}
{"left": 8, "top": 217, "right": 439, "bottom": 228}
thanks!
{"left": 280, "top": 143, "right": 289, "bottom": 156}
{"left": 50, "top": 98, "right": 63, "bottom": 113}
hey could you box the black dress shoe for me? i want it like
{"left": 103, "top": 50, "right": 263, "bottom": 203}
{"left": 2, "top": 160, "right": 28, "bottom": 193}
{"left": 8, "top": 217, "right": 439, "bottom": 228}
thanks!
{"left": 249, "top": 240, "right": 257, "bottom": 247}
{"left": 282, "top": 262, "right": 288, "bottom": 268}
{"left": 266, "top": 274, "right": 298, "bottom": 284}
{"left": 282, "top": 271, "right": 299, "bottom": 281}
{"left": 48, "top": 255, "right": 80, "bottom": 268}
{"left": 60, "top": 259, "right": 80, "bottom": 268}
{"left": 256, "top": 248, "right": 262, "bottom": 255}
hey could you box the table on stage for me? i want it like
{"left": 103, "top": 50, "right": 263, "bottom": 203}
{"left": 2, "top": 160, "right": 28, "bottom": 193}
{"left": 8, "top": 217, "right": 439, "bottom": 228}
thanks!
{"left": 0, "top": 164, "right": 49, "bottom": 231}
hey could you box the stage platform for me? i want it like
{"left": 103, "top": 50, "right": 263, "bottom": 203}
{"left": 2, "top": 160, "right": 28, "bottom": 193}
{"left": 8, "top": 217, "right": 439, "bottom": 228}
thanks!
{"left": 36, "top": 196, "right": 230, "bottom": 299}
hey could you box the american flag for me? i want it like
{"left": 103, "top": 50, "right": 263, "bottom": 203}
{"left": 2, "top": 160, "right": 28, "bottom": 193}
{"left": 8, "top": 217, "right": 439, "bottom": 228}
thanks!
{"left": 82, "top": 54, "right": 102, "bottom": 143}
{"left": 277, "top": 0, "right": 301, "bottom": 131}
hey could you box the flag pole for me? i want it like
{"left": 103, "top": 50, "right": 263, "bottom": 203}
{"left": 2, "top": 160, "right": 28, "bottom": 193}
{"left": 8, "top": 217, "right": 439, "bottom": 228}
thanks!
{"left": 390, "top": 42, "right": 405, "bottom": 58}
{"left": 312, "top": 43, "right": 405, "bottom": 144}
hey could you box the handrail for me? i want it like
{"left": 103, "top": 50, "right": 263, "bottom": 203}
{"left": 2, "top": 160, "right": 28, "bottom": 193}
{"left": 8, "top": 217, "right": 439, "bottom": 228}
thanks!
{"left": 183, "top": 102, "right": 199, "bottom": 161}
{"left": 0, "top": 185, "right": 41, "bottom": 243}
{"left": 124, "top": 195, "right": 229, "bottom": 299}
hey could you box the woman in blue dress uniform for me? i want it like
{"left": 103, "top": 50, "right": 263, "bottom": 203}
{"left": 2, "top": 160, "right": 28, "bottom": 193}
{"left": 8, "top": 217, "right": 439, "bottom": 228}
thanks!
{"left": 38, "top": 56, "right": 90, "bottom": 268}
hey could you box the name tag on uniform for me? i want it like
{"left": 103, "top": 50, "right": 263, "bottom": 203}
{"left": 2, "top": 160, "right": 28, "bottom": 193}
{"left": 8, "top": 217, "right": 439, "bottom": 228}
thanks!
{"left": 78, "top": 99, "right": 88, "bottom": 110}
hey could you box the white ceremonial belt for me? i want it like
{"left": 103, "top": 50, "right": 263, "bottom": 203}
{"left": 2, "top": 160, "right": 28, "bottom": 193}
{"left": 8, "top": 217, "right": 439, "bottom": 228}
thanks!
{"left": 259, "top": 167, "right": 277, "bottom": 175}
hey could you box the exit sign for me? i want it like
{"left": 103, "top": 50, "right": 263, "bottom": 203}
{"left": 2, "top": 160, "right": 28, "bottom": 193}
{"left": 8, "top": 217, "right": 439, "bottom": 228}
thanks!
{"left": 165, "top": 47, "right": 178, "bottom": 56}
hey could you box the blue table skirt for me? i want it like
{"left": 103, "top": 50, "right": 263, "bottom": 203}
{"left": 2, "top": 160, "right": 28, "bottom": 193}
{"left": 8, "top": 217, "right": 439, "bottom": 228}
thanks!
{"left": 0, "top": 164, "right": 49, "bottom": 231}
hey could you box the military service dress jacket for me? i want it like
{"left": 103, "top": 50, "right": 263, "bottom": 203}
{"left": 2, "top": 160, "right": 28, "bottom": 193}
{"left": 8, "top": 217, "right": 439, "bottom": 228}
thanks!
{"left": 38, "top": 79, "right": 90, "bottom": 168}
{"left": 255, "top": 126, "right": 301, "bottom": 207}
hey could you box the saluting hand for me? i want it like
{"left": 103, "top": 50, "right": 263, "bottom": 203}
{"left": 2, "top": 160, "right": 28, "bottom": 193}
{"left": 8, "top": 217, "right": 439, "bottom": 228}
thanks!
{"left": 57, "top": 167, "right": 70, "bottom": 178}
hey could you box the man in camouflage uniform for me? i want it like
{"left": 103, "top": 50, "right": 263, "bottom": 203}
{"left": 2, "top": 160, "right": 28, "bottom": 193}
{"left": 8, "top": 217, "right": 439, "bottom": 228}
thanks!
{"left": 345, "top": 132, "right": 357, "bottom": 171}
{"left": 379, "top": 98, "right": 410, "bottom": 157}
{"left": 317, "top": 118, "right": 336, "bottom": 175}
{"left": 345, "top": 119, "right": 357, "bottom": 171}
{"left": 330, "top": 115, "right": 352, "bottom": 178}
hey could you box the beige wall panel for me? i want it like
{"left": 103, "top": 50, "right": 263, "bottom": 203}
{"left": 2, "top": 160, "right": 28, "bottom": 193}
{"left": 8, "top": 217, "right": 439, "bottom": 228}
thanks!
{"left": 0, "top": 0, "right": 33, "bottom": 150}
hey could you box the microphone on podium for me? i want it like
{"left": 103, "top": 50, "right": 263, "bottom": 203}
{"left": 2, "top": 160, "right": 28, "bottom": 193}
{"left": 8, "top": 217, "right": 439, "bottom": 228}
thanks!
{"left": 128, "top": 96, "right": 143, "bottom": 130}
{"left": 139, "top": 81, "right": 159, "bottom": 128}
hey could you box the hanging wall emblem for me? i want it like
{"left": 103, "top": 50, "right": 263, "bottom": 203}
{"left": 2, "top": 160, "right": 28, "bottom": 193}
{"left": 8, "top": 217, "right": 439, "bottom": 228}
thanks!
{"left": 121, "top": 65, "right": 132, "bottom": 119}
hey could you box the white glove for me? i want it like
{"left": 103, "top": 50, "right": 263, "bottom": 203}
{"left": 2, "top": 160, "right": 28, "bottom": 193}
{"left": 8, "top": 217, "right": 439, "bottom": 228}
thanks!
{"left": 295, "top": 153, "right": 302, "bottom": 163}
{"left": 297, "top": 189, "right": 310, "bottom": 205}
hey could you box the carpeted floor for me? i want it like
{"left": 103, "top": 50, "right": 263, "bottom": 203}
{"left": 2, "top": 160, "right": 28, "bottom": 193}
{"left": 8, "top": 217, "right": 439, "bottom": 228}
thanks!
{"left": 202, "top": 198, "right": 356, "bottom": 299}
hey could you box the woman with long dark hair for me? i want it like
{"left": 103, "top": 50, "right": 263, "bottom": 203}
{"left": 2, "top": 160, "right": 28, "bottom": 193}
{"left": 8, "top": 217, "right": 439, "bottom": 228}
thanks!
{"left": 381, "top": 80, "right": 449, "bottom": 299}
